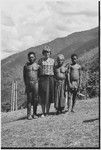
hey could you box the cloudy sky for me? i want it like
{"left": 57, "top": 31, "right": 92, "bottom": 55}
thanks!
{"left": 1, "top": 0, "right": 98, "bottom": 59}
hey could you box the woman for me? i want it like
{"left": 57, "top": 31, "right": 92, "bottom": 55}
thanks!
{"left": 38, "top": 46, "right": 55, "bottom": 117}
{"left": 54, "top": 54, "right": 67, "bottom": 114}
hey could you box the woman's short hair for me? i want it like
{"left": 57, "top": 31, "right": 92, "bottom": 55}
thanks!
{"left": 42, "top": 46, "right": 51, "bottom": 55}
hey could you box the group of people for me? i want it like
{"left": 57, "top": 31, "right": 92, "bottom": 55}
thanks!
{"left": 23, "top": 46, "right": 81, "bottom": 120}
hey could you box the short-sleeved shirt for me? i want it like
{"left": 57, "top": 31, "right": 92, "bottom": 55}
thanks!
{"left": 38, "top": 57, "right": 55, "bottom": 76}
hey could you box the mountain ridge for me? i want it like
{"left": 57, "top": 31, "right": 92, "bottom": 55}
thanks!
{"left": 1, "top": 27, "right": 99, "bottom": 112}
{"left": 2, "top": 27, "right": 98, "bottom": 62}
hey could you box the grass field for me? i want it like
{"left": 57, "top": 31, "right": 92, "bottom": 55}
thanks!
{"left": 1, "top": 97, "right": 99, "bottom": 148}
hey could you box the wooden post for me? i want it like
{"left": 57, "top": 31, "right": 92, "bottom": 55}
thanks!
{"left": 11, "top": 80, "right": 18, "bottom": 111}
{"left": 85, "top": 71, "right": 87, "bottom": 100}
{"left": 84, "top": 71, "right": 87, "bottom": 100}
{"left": 15, "top": 81, "right": 17, "bottom": 110}
{"left": 85, "top": 50, "right": 88, "bottom": 100}
{"left": 12, "top": 82, "right": 15, "bottom": 111}
{"left": 11, "top": 81, "right": 14, "bottom": 111}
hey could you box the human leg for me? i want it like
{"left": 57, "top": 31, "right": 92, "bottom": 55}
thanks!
{"left": 67, "top": 91, "right": 71, "bottom": 111}
{"left": 32, "top": 82, "right": 38, "bottom": 118}
{"left": 59, "top": 81, "right": 66, "bottom": 111}
{"left": 46, "top": 76, "right": 55, "bottom": 115}
{"left": 71, "top": 90, "right": 77, "bottom": 112}
{"left": 46, "top": 78, "right": 50, "bottom": 115}
{"left": 66, "top": 84, "right": 71, "bottom": 111}
{"left": 27, "top": 92, "right": 32, "bottom": 119}
{"left": 41, "top": 104, "right": 45, "bottom": 117}
{"left": 39, "top": 77, "right": 46, "bottom": 117}
{"left": 46, "top": 103, "right": 50, "bottom": 115}
{"left": 54, "top": 81, "right": 59, "bottom": 112}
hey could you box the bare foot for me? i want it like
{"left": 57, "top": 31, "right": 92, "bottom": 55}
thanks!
{"left": 27, "top": 115, "right": 33, "bottom": 120}
{"left": 32, "top": 115, "right": 38, "bottom": 119}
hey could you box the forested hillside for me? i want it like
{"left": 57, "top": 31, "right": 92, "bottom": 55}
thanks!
{"left": 1, "top": 27, "right": 99, "bottom": 112}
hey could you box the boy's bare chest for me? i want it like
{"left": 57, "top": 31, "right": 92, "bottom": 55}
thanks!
{"left": 70, "top": 64, "right": 80, "bottom": 81}
{"left": 70, "top": 64, "right": 80, "bottom": 72}
{"left": 26, "top": 64, "right": 38, "bottom": 72}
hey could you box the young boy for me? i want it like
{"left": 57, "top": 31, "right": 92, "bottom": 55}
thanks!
{"left": 67, "top": 54, "right": 81, "bottom": 113}
{"left": 23, "top": 52, "right": 39, "bottom": 120}
{"left": 54, "top": 54, "right": 67, "bottom": 114}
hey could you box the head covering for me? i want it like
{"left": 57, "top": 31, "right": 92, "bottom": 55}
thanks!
{"left": 57, "top": 54, "right": 65, "bottom": 60}
{"left": 42, "top": 46, "right": 51, "bottom": 55}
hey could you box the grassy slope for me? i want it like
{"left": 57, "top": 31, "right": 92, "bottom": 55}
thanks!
{"left": 1, "top": 97, "right": 99, "bottom": 148}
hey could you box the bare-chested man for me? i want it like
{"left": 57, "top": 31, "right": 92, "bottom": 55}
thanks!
{"left": 23, "top": 52, "right": 39, "bottom": 120}
{"left": 67, "top": 54, "right": 81, "bottom": 113}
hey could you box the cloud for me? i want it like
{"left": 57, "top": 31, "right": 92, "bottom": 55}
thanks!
{"left": 1, "top": 0, "right": 98, "bottom": 59}
{"left": 2, "top": 49, "right": 15, "bottom": 53}
{"left": 1, "top": 11, "right": 14, "bottom": 26}
{"left": 56, "top": 11, "right": 97, "bottom": 17}
{"left": 47, "top": 0, "right": 98, "bottom": 17}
